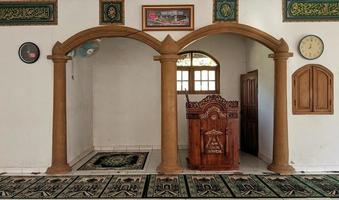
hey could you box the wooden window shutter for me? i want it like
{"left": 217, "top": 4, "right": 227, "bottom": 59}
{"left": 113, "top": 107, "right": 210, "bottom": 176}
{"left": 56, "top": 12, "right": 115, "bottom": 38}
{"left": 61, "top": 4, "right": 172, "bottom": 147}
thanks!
{"left": 312, "top": 65, "right": 333, "bottom": 114}
{"left": 292, "top": 65, "right": 313, "bottom": 114}
{"left": 292, "top": 64, "right": 333, "bottom": 114}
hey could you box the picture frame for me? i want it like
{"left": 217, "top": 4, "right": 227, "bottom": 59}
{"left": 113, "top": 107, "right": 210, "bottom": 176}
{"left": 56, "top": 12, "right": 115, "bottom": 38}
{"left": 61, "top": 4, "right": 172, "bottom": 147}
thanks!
{"left": 99, "top": 0, "right": 125, "bottom": 25}
{"left": 0, "top": 0, "right": 58, "bottom": 26}
{"left": 142, "top": 5, "right": 194, "bottom": 31}
{"left": 213, "top": 0, "right": 238, "bottom": 23}
{"left": 18, "top": 42, "right": 40, "bottom": 64}
{"left": 283, "top": 0, "right": 339, "bottom": 22}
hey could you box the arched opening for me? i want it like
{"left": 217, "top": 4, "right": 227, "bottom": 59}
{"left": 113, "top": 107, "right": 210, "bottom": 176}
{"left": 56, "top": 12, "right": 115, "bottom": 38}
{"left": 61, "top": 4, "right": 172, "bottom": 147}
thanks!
{"left": 65, "top": 37, "right": 162, "bottom": 171}
{"left": 176, "top": 33, "right": 274, "bottom": 172}
{"left": 177, "top": 23, "right": 294, "bottom": 174}
{"left": 46, "top": 25, "right": 168, "bottom": 174}
{"left": 48, "top": 23, "right": 294, "bottom": 174}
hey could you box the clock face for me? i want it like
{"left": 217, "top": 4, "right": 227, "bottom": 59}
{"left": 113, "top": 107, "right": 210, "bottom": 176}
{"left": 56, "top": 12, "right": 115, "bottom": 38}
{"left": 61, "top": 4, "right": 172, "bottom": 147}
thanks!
{"left": 299, "top": 35, "right": 324, "bottom": 60}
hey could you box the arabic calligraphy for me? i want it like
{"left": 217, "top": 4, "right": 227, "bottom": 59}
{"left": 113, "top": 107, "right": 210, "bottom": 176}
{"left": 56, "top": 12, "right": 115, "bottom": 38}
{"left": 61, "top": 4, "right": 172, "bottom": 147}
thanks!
{"left": 285, "top": 0, "right": 339, "bottom": 21}
{"left": 0, "top": 7, "right": 50, "bottom": 20}
{"left": 0, "top": 2, "right": 56, "bottom": 25}
{"left": 214, "top": 0, "right": 238, "bottom": 22}
{"left": 290, "top": 2, "right": 339, "bottom": 16}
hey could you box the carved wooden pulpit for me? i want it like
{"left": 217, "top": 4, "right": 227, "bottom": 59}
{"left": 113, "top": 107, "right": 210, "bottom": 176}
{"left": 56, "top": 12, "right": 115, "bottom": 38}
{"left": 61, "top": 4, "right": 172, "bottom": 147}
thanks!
{"left": 186, "top": 95, "right": 240, "bottom": 170}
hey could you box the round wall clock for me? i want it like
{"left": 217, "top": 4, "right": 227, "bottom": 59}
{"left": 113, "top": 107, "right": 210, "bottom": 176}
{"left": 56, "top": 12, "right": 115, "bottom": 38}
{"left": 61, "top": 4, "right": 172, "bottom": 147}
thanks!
{"left": 298, "top": 35, "right": 324, "bottom": 60}
{"left": 18, "top": 42, "right": 40, "bottom": 64}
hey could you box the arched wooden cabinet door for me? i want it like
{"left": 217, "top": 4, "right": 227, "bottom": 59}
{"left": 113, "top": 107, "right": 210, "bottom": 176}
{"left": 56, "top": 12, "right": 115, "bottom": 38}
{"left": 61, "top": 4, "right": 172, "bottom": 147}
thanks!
{"left": 292, "top": 64, "right": 333, "bottom": 114}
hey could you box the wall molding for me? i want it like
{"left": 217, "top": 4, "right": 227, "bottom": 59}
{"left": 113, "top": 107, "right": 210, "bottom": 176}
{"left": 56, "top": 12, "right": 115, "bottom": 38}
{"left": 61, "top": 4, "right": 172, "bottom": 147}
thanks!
{"left": 93, "top": 145, "right": 189, "bottom": 151}
{"left": 293, "top": 164, "right": 339, "bottom": 172}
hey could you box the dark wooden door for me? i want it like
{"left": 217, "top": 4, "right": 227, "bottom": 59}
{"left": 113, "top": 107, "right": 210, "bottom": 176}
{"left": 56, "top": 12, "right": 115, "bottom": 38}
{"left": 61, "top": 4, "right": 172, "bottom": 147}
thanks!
{"left": 240, "top": 70, "right": 258, "bottom": 156}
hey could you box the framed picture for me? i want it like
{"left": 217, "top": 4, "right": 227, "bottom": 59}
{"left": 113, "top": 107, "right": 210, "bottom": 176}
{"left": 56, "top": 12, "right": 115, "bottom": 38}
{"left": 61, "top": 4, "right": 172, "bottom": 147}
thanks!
{"left": 0, "top": 0, "right": 57, "bottom": 26}
{"left": 18, "top": 42, "right": 40, "bottom": 64}
{"left": 142, "top": 5, "right": 194, "bottom": 31}
{"left": 213, "top": 0, "right": 238, "bottom": 23}
{"left": 100, "top": 0, "right": 124, "bottom": 25}
{"left": 283, "top": 0, "right": 339, "bottom": 22}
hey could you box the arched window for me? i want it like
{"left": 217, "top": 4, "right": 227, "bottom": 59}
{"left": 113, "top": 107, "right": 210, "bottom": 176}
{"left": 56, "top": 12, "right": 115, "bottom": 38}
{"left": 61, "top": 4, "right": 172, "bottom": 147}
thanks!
{"left": 292, "top": 64, "right": 333, "bottom": 114}
{"left": 176, "top": 51, "right": 220, "bottom": 94}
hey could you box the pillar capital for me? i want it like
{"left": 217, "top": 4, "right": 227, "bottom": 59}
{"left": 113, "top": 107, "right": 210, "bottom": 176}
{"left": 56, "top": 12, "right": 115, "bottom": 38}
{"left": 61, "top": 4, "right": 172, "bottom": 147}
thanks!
{"left": 269, "top": 52, "right": 293, "bottom": 60}
{"left": 47, "top": 54, "right": 72, "bottom": 63}
{"left": 154, "top": 54, "right": 180, "bottom": 63}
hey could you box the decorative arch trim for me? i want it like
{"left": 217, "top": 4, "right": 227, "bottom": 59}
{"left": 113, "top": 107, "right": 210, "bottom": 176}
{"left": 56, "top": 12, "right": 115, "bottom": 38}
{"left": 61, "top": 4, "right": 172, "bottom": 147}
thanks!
{"left": 177, "top": 23, "right": 287, "bottom": 52}
{"left": 55, "top": 25, "right": 162, "bottom": 55}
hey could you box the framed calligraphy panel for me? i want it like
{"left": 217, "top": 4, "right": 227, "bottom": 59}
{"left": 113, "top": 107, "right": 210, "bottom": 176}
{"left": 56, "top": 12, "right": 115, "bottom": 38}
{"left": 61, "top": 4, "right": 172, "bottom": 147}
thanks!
{"left": 284, "top": 0, "right": 339, "bottom": 22}
{"left": 213, "top": 0, "right": 238, "bottom": 23}
{"left": 0, "top": 0, "right": 57, "bottom": 26}
{"left": 99, "top": 0, "right": 124, "bottom": 25}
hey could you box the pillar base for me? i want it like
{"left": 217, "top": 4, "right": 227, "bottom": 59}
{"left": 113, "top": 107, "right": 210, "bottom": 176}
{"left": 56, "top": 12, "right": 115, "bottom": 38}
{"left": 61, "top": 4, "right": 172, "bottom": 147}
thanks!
{"left": 46, "top": 164, "right": 72, "bottom": 174}
{"left": 157, "top": 163, "right": 183, "bottom": 174}
{"left": 268, "top": 163, "right": 295, "bottom": 174}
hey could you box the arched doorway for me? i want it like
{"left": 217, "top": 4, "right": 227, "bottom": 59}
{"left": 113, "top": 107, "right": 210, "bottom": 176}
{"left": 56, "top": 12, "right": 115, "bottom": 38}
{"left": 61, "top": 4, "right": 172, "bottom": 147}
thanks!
{"left": 177, "top": 23, "right": 294, "bottom": 174}
{"left": 46, "top": 25, "right": 182, "bottom": 174}
{"left": 47, "top": 23, "right": 294, "bottom": 174}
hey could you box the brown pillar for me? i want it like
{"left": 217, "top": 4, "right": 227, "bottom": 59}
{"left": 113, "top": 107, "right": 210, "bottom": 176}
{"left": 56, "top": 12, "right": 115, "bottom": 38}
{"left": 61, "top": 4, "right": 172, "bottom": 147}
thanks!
{"left": 268, "top": 51, "right": 294, "bottom": 174}
{"left": 155, "top": 35, "right": 182, "bottom": 173}
{"left": 46, "top": 54, "right": 72, "bottom": 174}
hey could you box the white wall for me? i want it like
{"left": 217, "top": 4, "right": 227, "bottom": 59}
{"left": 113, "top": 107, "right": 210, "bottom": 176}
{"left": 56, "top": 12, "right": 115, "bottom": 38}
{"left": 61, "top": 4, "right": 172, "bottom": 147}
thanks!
{"left": 178, "top": 34, "right": 247, "bottom": 147}
{"left": 1, "top": 0, "right": 339, "bottom": 172}
{"left": 245, "top": 40, "right": 274, "bottom": 163}
{"left": 91, "top": 38, "right": 161, "bottom": 149}
{"left": 89, "top": 35, "right": 246, "bottom": 149}
{"left": 66, "top": 56, "right": 93, "bottom": 165}
{"left": 240, "top": 0, "right": 339, "bottom": 171}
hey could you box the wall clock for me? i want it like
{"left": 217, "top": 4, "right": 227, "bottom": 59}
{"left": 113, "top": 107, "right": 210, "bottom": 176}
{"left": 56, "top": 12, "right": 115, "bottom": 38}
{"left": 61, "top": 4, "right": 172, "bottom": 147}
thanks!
{"left": 298, "top": 35, "right": 324, "bottom": 60}
{"left": 18, "top": 42, "right": 40, "bottom": 64}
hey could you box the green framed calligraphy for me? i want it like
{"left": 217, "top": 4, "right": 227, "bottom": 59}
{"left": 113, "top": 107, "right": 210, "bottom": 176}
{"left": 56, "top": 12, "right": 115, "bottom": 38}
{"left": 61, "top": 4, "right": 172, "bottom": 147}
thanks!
{"left": 284, "top": 0, "right": 339, "bottom": 22}
{"left": 100, "top": 0, "right": 124, "bottom": 25}
{"left": 213, "top": 0, "right": 238, "bottom": 23}
{"left": 0, "top": 0, "right": 57, "bottom": 26}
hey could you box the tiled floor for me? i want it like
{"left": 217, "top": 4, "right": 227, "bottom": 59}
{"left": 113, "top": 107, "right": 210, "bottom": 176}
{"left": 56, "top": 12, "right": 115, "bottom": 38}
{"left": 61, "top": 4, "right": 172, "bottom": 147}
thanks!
{"left": 70, "top": 149, "right": 271, "bottom": 175}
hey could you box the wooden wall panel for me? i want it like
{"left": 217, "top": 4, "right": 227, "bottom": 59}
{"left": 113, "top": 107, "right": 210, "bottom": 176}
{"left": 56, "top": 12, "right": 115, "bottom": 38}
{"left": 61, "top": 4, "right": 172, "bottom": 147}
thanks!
{"left": 313, "top": 67, "right": 333, "bottom": 113}
{"left": 292, "top": 64, "right": 333, "bottom": 114}
{"left": 293, "top": 66, "right": 312, "bottom": 113}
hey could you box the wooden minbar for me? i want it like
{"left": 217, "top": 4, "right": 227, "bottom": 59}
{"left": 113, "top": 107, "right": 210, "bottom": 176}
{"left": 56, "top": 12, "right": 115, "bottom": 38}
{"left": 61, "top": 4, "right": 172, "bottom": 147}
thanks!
{"left": 186, "top": 95, "right": 240, "bottom": 170}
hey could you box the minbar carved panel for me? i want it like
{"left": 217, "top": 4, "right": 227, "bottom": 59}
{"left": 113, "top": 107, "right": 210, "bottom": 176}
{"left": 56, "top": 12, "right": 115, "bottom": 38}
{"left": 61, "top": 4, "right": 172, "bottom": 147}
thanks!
{"left": 186, "top": 95, "right": 239, "bottom": 170}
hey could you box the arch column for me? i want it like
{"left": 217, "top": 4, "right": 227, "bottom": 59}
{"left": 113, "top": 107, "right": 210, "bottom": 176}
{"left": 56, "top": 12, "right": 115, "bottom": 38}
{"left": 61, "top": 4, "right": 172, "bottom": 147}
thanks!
{"left": 155, "top": 35, "right": 182, "bottom": 173}
{"left": 46, "top": 53, "right": 72, "bottom": 174}
{"left": 268, "top": 51, "right": 294, "bottom": 174}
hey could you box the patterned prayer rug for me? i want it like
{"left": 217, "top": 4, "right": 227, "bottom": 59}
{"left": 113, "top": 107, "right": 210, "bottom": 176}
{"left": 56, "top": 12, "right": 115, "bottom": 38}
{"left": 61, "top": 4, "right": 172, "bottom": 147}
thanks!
{"left": 186, "top": 174, "right": 232, "bottom": 198}
{"left": 2, "top": 174, "right": 339, "bottom": 199}
{"left": 78, "top": 152, "right": 148, "bottom": 170}
{"left": 295, "top": 175, "right": 339, "bottom": 197}
{"left": 222, "top": 174, "right": 278, "bottom": 198}
{"left": 0, "top": 176, "right": 9, "bottom": 182}
{"left": 146, "top": 174, "right": 188, "bottom": 198}
{"left": 258, "top": 175, "right": 322, "bottom": 198}
{"left": 0, "top": 176, "right": 41, "bottom": 198}
{"left": 330, "top": 174, "right": 339, "bottom": 181}
{"left": 57, "top": 176, "right": 111, "bottom": 199}
{"left": 100, "top": 175, "right": 147, "bottom": 198}
{"left": 13, "top": 176, "right": 77, "bottom": 199}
